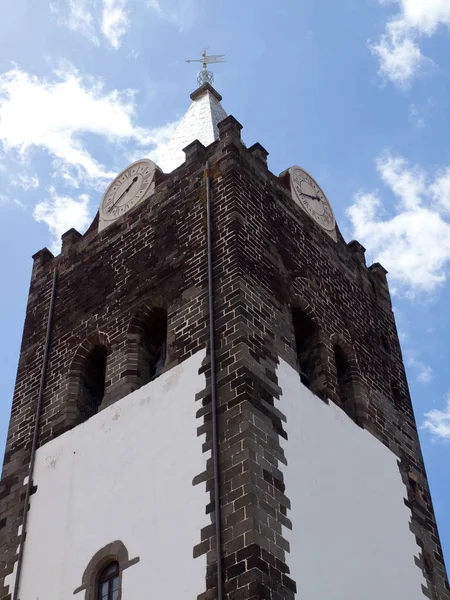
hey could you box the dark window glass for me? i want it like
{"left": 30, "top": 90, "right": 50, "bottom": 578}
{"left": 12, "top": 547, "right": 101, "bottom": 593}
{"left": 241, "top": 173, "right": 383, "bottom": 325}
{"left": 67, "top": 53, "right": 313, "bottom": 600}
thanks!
{"left": 98, "top": 561, "right": 119, "bottom": 600}
{"left": 292, "top": 308, "right": 320, "bottom": 389}
{"left": 140, "top": 308, "right": 167, "bottom": 385}
{"left": 150, "top": 338, "right": 167, "bottom": 381}
{"left": 81, "top": 345, "right": 107, "bottom": 422}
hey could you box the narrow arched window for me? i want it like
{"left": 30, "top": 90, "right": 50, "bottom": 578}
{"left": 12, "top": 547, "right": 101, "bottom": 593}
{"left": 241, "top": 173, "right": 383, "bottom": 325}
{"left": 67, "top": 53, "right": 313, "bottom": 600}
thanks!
{"left": 138, "top": 307, "right": 167, "bottom": 386}
{"left": 98, "top": 561, "right": 120, "bottom": 600}
{"left": 335, "top": 345, "right": 351, "bottom": 402}
{"left": 292, "top": 307, "right": 320, "bottom": 390}
{"left": 334, "top": 344, "right": 358, "bottom": 421}
{"left": 80, "top": 345, "right": 107, "bottom": 422}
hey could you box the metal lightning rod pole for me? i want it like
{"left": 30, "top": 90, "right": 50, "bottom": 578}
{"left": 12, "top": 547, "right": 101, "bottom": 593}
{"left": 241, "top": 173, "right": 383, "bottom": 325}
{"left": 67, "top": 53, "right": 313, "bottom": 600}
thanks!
{"left": 13, "top": 266, "right": 58, "bottom": 600}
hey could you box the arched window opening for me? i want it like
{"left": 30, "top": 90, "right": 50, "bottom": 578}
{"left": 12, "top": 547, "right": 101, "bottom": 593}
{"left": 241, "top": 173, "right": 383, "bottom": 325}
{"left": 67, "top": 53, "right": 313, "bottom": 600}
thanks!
{"left": 292, "top": 307, "right": 320, "bottom": 390}
{"left": 97, "top": 561, "right": 120, "bottom": 600}
{"left": 138, "top": 307, "right": 168, "bottom": 386}
{"left": 335, "top": 345, "right": 351, "bottom": 402}
{"left": 74, "top": 540, "right": 138, "bottom": 598}
{"left": 334, "top": 345, "right": 357, "bottom": 419}
{"left": 81, "top": 345, "right": 107, "bottom": 422}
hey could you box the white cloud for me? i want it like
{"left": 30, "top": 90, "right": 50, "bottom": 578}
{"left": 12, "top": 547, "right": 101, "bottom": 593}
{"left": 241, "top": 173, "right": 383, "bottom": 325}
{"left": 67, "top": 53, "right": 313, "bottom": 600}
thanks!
{"left": 144, "top": 119, "right": 180, "bottom": 172}
{"left": 370, "top": 0, "right": 450, "bottom": 86}
{"left": 0, "top": 193, "right": 24, "bottom": 209}
{"left": 53, "top": 0, "right": 129, "bottom": 48}
{"left": 409, "top": 104, "right": 425, "bottom": 128}
{"left": 370, "top": 27, "right": 422, "bottom": 88}
{"left": 0, "top": 62, "right": 182, "bottom": 246}
{"left": 423, "top": 392, "right": 450, "bottom": 441}
{"left": 126, "top": 116, "right": 181, "bottom": 172}
{"left": 101, "top": 0, "right": 129, "bottom": 49}
{"left": 148, "top": 0, "right": 165, "bottom": 18}
{"left": 376, "top": 154, "right": 425, "bottom": 210}
{"left": 34, "top": 187, "right": 92, "bottom": 252}
{"left": 407, "top": 356, "right": 433, "bottom": 383}
{"left": 12, "top": 173, "right": 40, "bottom": 191}
{"left": 347, "top": 153, "right": 450, "bottom": 294}
{"left": 417, "top": 365, "right": 433, "bottom": 383}
{"left": 431, "top": 167, "right": 450, "bottom": 213}
{"left": 0, "top": 63, "right": 161, "bottom": 184}
{"left": 64, "top": 0, "right": 99, "bottom": 44}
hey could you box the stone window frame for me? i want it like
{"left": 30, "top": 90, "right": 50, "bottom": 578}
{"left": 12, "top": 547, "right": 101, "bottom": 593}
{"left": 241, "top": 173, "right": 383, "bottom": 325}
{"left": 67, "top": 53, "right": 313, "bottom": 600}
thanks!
{"left": 290, "top": 296, "right": 328, "bottom": 401}
{"left": 121, "top": 303, "right": 168, "bottom": 395}
{"left": 329, "top": 332, "right": 367, "bottom": 426}
{"left": 73, "top": 540, "right": 139, "bottom": 599}
{"left": 55, "top": 331, "right": 111, "bottom": 434}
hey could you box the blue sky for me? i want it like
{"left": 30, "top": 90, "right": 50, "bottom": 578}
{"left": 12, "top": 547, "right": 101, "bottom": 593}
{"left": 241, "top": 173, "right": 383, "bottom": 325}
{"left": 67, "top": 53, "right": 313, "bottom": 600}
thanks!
{"left": 0, "top": 0, "right": 449, "bottom": 569}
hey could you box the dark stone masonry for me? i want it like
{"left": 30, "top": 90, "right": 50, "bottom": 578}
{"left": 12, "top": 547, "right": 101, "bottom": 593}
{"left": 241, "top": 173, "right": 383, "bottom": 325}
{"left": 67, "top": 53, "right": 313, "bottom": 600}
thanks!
{"left": 0, "top": 86, "right": 448, "bottom": 599}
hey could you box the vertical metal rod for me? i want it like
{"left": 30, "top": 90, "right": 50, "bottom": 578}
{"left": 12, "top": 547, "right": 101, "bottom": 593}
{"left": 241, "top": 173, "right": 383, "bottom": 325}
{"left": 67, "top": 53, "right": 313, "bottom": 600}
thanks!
{"left": 13, "top": 266, "right": 58, "bottom": 600}
{"left": 205, "top": 161, "right": 223, "bottom": 600}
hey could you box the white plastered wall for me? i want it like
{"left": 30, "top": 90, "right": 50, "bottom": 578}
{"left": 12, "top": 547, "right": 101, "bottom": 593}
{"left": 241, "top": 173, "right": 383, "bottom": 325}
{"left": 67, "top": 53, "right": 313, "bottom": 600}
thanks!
{"left": 8, "top": 350, "right": 209, "bottom": 600}
{"left": 277, "top": 358, "right": 427, "bottom": 600}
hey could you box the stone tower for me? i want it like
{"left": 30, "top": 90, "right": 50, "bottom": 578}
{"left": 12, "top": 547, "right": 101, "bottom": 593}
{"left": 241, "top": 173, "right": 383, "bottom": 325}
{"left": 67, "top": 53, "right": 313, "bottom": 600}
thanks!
{"left": 0, "top": 82, "right": 448, "bottom": 600}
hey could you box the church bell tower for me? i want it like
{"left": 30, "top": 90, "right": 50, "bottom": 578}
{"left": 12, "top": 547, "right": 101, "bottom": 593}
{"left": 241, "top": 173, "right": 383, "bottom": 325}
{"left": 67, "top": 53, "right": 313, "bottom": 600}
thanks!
{"left": 0, "top": 73, "right": 449, "bottom": 600}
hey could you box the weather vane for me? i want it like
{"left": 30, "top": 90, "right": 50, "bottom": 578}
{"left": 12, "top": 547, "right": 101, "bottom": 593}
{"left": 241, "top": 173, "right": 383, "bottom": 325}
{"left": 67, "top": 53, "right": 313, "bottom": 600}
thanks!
{"left": 186, "top": 47, "right": 225, "bottom": 86}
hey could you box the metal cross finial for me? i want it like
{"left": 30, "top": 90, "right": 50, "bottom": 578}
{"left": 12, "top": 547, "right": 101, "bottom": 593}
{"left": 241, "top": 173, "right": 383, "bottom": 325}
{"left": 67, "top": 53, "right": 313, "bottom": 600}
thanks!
{"left": 186, "top": 47, "right": 225, "bottom": 86}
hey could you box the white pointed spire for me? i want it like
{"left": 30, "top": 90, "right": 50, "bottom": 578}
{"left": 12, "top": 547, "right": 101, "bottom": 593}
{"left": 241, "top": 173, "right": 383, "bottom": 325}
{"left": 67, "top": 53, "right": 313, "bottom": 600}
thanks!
{"left": 158, "top": 84, "right": 227, "bottom": 173}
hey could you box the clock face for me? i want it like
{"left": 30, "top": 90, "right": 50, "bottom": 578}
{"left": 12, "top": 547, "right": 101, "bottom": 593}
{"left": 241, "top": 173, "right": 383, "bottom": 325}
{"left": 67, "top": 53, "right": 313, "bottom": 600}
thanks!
{"left": 100, "top": 159, "right": 157, "bottom": 221}
{"left": 290, "top": 166, "right": 336, "bottom": 232}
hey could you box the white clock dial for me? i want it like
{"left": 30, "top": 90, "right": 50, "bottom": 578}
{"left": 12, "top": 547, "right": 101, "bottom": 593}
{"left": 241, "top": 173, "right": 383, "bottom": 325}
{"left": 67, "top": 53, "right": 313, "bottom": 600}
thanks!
{"left": 100, "top": 159, "right": 157, "bottom": 222}
{"left": 290, "top": 166, "right": 336, "bottom": 232}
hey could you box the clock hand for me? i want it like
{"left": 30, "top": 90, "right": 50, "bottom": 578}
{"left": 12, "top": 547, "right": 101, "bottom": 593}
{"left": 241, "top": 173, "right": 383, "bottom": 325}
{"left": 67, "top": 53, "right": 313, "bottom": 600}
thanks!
{"left": 108, "top": 176, "right": 138, "bottom": 213}
{"left": 302, "top": 192, "right": 321, "bottom": 201}
{"left": 108, "top": 189, "right": 129, "bottom": 213}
